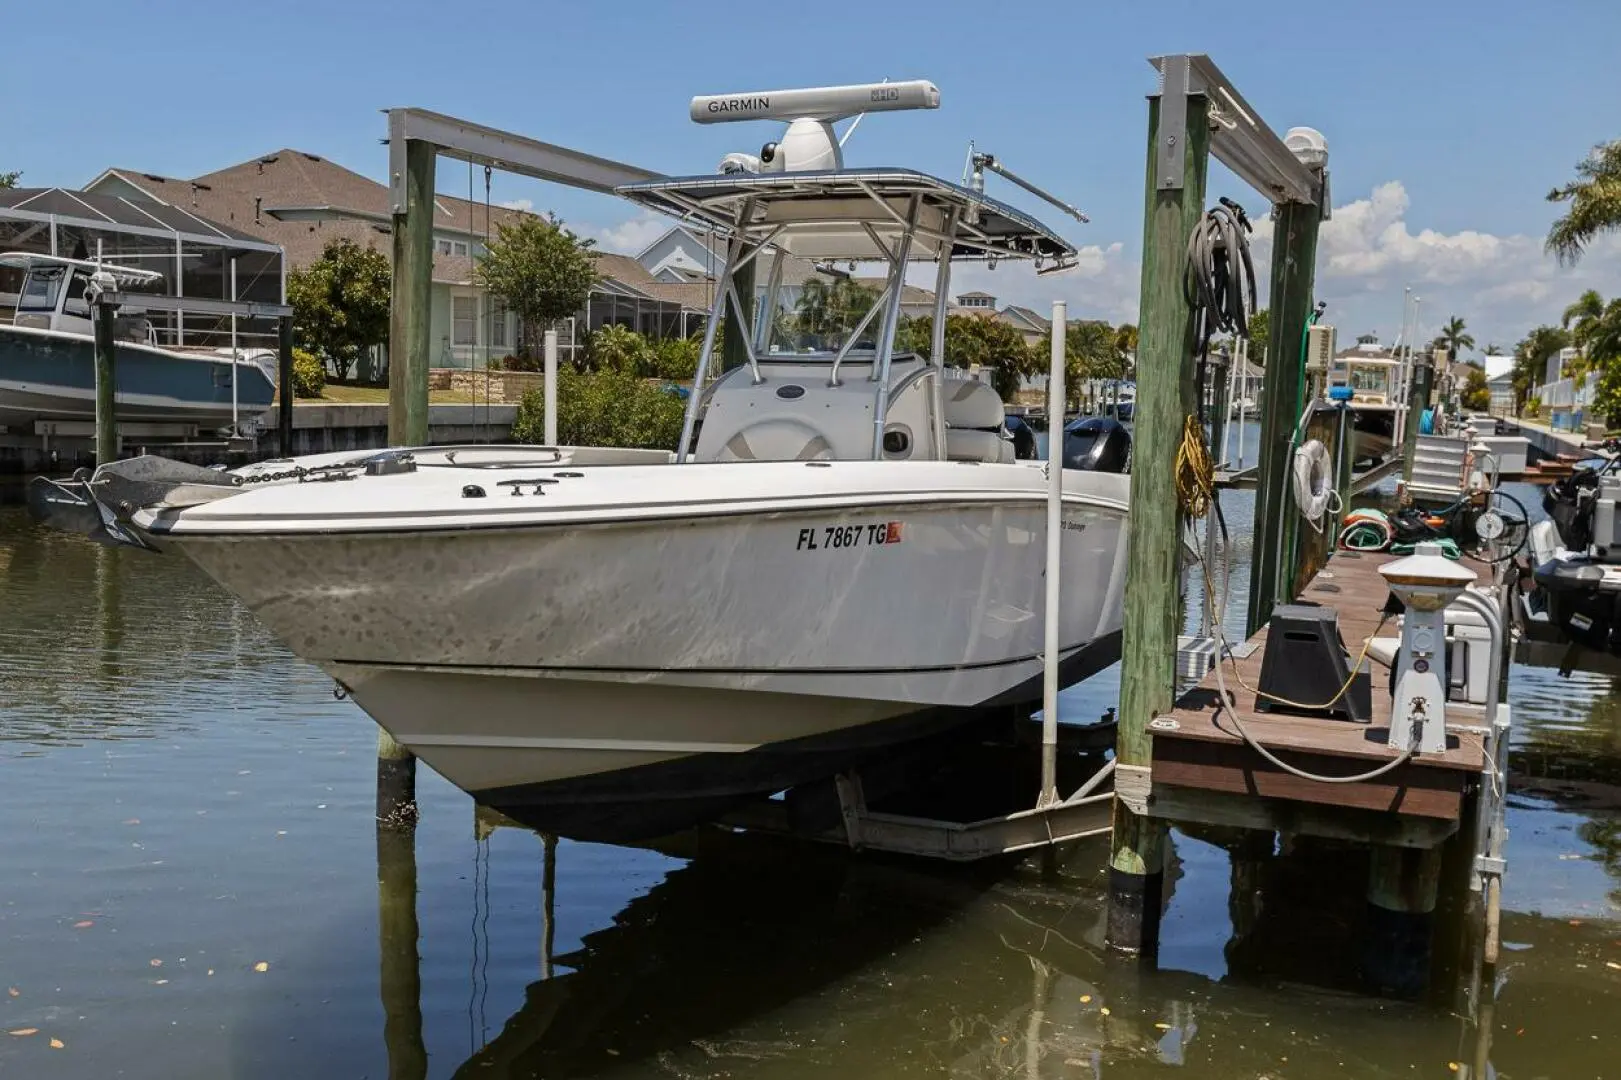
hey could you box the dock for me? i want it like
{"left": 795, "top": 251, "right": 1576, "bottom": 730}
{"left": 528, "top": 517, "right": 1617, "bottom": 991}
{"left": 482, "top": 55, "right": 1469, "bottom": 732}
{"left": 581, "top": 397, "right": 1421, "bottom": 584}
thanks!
{"left": 1142, "top": 549, "right": 1488, "bottom": 846}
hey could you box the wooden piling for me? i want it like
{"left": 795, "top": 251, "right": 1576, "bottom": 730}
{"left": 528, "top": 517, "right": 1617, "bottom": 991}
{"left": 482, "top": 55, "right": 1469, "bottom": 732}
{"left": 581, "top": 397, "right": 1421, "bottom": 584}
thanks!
{"left": 1245, "top": 202, "right": 1322, "bottom": 634}
{"left": 277, "top": 315, "right": 295, "bottom": 458}
{"left": 389, "top": 138, "right": 436, "bottom": 448}
{"left": 1363, "top": 844, "right": 1442, "bottom": 996}
{"left": 92, "top": 298, "right": 118, "bottom": 465}
{"left": 1401, "top": 354, "right": 1436, "bottom": 483}
{"left": 1108, "top": 91, "right": 1209, "bottom": 955}
{"left": 376, "top": 728, "right": 418, "bottom": 827}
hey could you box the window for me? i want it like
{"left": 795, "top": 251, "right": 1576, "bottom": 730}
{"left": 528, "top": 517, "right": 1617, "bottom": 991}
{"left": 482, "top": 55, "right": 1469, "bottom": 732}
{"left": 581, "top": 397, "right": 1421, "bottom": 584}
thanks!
{"left": 435, "top": 238, "right": 453, "bottom": 255}
{"left": 18, "top": 267, "right": 63, "bottom": 312}
{"left": 452, "top": 295, "right": 477, "bottom": 346}
{"left": 452, "top": 241, "right": 469, "bottom": 257}
{"left": 489, "top": 296, "right": 508, "bottom": 350}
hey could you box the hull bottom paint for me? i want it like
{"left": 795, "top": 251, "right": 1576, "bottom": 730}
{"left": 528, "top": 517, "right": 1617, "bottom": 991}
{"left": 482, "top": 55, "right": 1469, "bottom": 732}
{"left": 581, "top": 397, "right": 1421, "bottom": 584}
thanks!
{"left": 331, "top": 633, "right": 1121, "bottom": 842}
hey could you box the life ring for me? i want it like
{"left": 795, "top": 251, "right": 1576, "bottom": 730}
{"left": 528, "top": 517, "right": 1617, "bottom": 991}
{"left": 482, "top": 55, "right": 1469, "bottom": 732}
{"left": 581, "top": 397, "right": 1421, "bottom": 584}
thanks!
{"left": 1292, "top": 438, "right": 1339, "bottom": 531}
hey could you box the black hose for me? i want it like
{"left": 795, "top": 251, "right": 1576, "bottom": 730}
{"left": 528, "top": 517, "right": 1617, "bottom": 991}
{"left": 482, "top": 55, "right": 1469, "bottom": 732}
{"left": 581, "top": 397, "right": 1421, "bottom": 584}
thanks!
{"left": 1184, "top": 200, "right": 1258, "bottom": 362}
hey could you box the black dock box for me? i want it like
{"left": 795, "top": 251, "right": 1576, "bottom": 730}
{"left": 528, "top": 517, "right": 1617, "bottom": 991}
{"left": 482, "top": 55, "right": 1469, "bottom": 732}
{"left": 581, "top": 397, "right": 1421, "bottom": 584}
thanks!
{"left": 1254, "top": 603, "right": 1373, "bottom": 723}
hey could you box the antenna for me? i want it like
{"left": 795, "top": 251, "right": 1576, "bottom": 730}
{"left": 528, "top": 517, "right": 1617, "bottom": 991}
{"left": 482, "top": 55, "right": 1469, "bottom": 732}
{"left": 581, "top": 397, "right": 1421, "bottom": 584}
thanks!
{"left": 694, "top": 80, "right": 940, "bottom": 175}
{"left": 968, "top": 149, "right": 1089, "bottom": 225}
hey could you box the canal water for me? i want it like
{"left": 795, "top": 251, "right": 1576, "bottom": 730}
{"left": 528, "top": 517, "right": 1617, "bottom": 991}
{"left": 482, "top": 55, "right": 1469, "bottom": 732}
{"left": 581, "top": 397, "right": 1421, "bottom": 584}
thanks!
{"left": 2, "top": 459, "right": 1619, "bottom": 1077}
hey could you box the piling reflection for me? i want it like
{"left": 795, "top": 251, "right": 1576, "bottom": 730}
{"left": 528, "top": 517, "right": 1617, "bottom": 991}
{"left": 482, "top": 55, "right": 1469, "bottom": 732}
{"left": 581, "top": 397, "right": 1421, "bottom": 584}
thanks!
{"left": 378, "top": 816, "right": 426, "bottom": 1080}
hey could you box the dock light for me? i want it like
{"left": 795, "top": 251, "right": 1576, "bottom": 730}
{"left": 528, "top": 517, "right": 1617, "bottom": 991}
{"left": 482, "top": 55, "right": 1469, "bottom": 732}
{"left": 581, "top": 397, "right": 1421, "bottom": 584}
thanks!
{"left": 1284, "top": 127, "right": 1329, "bottom": 171}
{"left": 1379, "top": 543, "right": 1478, "bottom": 754}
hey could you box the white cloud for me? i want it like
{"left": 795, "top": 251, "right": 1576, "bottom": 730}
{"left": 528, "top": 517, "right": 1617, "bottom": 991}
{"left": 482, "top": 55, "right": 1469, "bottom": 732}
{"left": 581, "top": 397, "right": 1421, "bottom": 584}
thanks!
{"left": 1246, "top": 181, "right": 1621, "bottom": 353}
{"left": 499, "top": 198, "right": 535, "bottom": 212}
{"left": 594, "top": 214, "right": 671, "bottom": 255}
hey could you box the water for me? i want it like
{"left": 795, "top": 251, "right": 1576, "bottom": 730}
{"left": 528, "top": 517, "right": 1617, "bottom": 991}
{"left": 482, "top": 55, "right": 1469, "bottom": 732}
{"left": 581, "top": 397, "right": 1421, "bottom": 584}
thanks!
{"left": 2, "top": 473, "right": 1620, "bottom": 1079}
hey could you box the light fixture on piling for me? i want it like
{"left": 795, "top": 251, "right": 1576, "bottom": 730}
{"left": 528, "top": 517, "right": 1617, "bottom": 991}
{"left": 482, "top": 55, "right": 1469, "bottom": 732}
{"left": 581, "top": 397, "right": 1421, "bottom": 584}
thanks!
{"left": 1378, "top": 543, "right": 1477, "bottom": 754}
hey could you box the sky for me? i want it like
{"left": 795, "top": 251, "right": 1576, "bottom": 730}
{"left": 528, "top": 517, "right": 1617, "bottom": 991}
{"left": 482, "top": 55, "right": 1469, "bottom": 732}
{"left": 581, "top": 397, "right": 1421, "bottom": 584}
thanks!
{"left": 7, "top": 0, "right": 1620, "bottom": 362}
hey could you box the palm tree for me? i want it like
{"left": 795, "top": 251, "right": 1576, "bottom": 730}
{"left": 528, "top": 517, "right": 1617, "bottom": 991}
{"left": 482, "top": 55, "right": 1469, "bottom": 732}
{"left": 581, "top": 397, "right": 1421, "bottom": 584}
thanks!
{"left": 1546, "top": 140, "right": 1621, "bottom": 266}
{"left": 1436, "top": 315, "right": 1475, "bottom": 362}
{"left": 1563, "top": 289, "right": 1607, "bottom": 351}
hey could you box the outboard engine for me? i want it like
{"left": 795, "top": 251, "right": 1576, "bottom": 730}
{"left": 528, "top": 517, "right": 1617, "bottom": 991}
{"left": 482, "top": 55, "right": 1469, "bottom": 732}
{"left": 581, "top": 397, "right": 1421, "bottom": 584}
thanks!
{"left": 1533, "top": 558, "right": 1621, "bottom": 654}
{"left": 1062, "top": 417, "right": 1131, "bottom": 472}
{"left": 1004, "top": 414, "right": 1038, "bottom": 460}
{"left": 1543, "top": 466, "right": 1602, "bottom": 551}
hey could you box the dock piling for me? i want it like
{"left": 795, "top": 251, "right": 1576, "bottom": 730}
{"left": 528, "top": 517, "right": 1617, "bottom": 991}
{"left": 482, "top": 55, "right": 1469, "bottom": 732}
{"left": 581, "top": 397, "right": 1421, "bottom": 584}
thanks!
{"left": 1364, "top": 844, "right": 1442, "bottom": 996}
{"left": 376, "top": 728, "right": 418, "bottom": 827}
{"left": 1108, "top": 88, "right": 1210, "bottom": 954}
{"left": 1246, "top": 200, "right": 1322, "bottom": 634}
{"left": 92, "top": 295, "right": 118, "bottom": 465}
{"left": 277, "top": 316, "right": 294, "bottom": 457}
{"left": 389, "top": 136, "right": 436, "bottom": 448}
{"left": 1401, "top": 353, "right": 1436, "bottom": 483}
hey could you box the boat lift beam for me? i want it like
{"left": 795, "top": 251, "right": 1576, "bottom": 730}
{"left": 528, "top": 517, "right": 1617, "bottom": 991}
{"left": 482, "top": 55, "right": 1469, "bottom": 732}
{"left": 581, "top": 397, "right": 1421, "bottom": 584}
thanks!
{"left": 381, "top": 107, "right": 664, "bottom": 447}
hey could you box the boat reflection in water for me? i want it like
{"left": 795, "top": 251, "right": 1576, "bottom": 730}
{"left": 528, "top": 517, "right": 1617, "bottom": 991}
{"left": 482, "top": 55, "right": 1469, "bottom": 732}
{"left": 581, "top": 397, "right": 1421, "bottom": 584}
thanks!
{"left": 363, "top": 818, "right": 1541, "bottom": 1080}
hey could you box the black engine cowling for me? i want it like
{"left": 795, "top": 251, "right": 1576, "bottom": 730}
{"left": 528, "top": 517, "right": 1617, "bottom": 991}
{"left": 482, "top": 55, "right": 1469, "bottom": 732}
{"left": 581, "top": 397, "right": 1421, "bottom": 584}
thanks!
{"left": 1533, "top": 556, "right": 1621, "bottom": 653}
{"left": 1544, "top": 467, "right": 1601, "bottom": 551}
{"left": 1062, "top": 417, "right": 1131, "bottom": 473}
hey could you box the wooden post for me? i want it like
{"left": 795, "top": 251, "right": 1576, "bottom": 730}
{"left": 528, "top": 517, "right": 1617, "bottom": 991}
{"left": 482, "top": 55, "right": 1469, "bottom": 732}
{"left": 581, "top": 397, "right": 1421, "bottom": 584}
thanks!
{"left": 1245, "top": 201, "right": 1321, "bottom": 634}
{"left": 1108, "top": 90, "right": 1209, "bottom": 955}
{"left": 277, "top": 315, "right": 295, "bottom": 458}
{"left": 377, "top": 809, "right": 426, "bottom": 1079}
{"left": 1364, "top": 844, "right": 1442, "bottom": 997}
{"left": 377, "top": 728, "right": 418, "bottom": 827}
{"left": 1401, "top": 355, "right": 1436, "bottom": 483}
{"left": 389, "top": 138, "right": 436, "bottom": 447}
{"left": 93, "top": 298, "right": 119, "bottom": 465}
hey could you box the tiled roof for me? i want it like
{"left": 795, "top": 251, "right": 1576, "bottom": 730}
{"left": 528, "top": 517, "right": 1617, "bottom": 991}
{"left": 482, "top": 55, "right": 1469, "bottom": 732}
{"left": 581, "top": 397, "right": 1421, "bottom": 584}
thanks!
{"left": 94, "top": 151, "right": 543, "bottom": 284}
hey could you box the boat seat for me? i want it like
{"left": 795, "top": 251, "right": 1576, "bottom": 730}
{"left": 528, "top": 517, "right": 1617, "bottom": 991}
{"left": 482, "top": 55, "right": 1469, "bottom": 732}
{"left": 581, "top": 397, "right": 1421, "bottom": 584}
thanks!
{"left": 946, "top": 428, "right": 1013, "bottom": 463}
{"left": 942, "top": 378, "right": 1006, "bottom": 429}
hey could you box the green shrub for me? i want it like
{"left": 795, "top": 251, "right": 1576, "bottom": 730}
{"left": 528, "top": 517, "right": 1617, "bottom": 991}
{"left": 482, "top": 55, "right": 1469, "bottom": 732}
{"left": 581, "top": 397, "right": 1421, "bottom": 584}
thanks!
{"left": 1524, "top": 396, "right": 1541, "bottom": 418}
{"left": 582, "top": 323, "right": 650, "bottom": 374}
{"left": 512, "top": 367, "right": 685, "bottom": 449}
{"left": 291, "top": 348, "right": 326, "bottom": 398}
{"left": 645, "top": 335, "right": 700, "bottom": 381}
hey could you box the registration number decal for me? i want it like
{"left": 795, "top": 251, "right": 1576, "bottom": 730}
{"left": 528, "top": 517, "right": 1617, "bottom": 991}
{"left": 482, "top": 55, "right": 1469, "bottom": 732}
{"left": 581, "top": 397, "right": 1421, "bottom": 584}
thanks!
{"left": 796, "top": 522, "right": 903, "bottom": 551}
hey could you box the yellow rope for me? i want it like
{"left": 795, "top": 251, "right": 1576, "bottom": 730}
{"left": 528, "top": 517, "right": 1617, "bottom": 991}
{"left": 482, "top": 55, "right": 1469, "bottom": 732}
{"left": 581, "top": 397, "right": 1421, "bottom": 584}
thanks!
{"left": 1175, "top": 414, "right": 1216, "bottom": 519}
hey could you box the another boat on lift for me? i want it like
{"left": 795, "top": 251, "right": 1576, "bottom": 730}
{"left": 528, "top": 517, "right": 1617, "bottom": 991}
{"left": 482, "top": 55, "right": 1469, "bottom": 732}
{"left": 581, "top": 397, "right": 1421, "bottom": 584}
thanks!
{"left": 30, "top": 81, "right": 1131, "bottom": 843}
{"left": 0, "top": 252, "right": 276, "bottom": 435}
{"left": 1332, "top": 333, "right": 1402, "bottom": 464}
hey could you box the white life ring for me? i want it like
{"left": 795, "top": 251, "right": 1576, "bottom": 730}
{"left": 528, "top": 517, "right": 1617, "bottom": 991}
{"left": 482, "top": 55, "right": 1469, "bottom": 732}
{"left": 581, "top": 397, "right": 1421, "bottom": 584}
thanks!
{"left": 1292, "top": 438, "right": 1340, "bottom": 531}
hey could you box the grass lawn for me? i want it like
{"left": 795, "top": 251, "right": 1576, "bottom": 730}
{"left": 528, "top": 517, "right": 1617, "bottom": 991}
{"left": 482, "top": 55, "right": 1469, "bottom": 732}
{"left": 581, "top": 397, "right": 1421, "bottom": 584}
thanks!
{"left": 289, "top": 384, "right": 481, "bottom": 405}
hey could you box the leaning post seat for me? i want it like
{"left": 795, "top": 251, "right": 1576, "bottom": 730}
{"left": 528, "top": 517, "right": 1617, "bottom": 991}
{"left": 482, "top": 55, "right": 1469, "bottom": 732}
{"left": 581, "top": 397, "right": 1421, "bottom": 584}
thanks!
{"left": 942, "top": 376, "right": 1013, "bottom": 463}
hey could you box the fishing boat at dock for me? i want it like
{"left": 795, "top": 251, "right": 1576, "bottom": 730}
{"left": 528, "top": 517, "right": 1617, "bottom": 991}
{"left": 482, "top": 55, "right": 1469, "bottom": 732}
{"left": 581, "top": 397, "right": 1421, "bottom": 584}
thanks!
{"left": 30, "top": 81, "right": 1132, "bottom": 843}
{"left": 0, "top": 253, "right": 276, "bottom": 435}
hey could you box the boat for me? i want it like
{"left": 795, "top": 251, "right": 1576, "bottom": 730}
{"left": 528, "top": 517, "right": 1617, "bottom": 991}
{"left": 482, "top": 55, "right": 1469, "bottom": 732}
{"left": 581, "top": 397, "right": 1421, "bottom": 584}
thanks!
{"left": 0, "top": 252, "right": 276, "bottom": 435}
{"left": 1332, "top": 335, "right": 1402, "bottom": 464}
{"left": 29, "top": 82, "right": 1131, "bottom": 843}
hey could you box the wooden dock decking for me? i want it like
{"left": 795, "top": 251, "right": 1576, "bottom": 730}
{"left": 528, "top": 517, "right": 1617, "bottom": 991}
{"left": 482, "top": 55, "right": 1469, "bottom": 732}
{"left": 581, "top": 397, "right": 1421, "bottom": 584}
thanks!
{"left": 1147, "top": 550, "right": 1489, "bottom": 841}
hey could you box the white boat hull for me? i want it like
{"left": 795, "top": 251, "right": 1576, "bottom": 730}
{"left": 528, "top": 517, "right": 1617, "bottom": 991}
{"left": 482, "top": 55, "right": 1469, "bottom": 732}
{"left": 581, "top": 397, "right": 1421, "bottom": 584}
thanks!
{"left": 134, "top": 457, "right": 1129, "bottom": 839}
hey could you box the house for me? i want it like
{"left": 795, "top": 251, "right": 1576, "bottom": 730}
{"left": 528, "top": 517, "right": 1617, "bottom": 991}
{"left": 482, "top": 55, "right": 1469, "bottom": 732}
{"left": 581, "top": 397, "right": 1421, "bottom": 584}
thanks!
{"left": 86, "top": 151, "right": 702, "bottom": 371}
{"left": 956, "top": 290, "right": 997, "bottom": 312}
{"left": 1486, "top": 370, "right": 1515, "bottom": 415}
{"left": 633, "top": 223, "right": 843, "bottom": 321}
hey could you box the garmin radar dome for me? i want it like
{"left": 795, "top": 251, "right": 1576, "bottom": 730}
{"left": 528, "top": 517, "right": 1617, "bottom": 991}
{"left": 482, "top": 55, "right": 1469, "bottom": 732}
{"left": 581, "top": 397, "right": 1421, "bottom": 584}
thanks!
{"left": 690, "top": 80, "right": 941, "bottom": 174}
